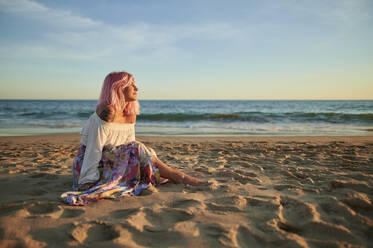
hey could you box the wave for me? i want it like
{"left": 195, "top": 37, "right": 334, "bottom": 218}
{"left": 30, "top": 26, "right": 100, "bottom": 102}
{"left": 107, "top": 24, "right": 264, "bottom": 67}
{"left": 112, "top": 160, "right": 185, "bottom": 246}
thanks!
{"left": 138, "top": 112, "right": 373, "bottom": 124}
{"left": 16, "top": 111, "right": 92, "bottom": 119}
{"left": 8, "top": 110, "right": 373, "bottom": 125}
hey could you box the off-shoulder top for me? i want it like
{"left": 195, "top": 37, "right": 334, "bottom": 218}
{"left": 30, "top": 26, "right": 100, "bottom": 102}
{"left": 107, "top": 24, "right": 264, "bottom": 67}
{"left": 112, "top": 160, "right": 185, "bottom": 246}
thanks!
{"left": 78, "top": 112, "right": 135, "bottom": 185}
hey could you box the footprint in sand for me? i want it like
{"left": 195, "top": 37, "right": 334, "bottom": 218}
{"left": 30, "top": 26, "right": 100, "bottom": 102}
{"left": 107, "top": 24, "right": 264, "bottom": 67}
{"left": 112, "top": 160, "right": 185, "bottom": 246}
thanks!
{"left": 195, "top": 166, "right": 213, "bottom": 175}
{"left": 330, "top": 179, "right": 372, "bottom": 194}
{"left": 45, "top": 174, "right": 59, "bottom": 180}
{"left": 31, "top": 223, "right": 74, "bottom": 246}
{"left": 301, "top": 221, "right": 358, "bottom": 244}
{"left": 233, "top": 169, "right": 258, "bottom": 178}
{"left": 246, "top": 196, "right": 278, "bottom": 209}
{"left": 239, "top": 222, "right": 311, "bottom": 248}
{"left": 273, "top": 183, "right": 299, "bottom": 192}
{"left": 29, "top": 172, "right": 58, "bottom": 180}
{"left": 237, "top": 225, "right": 267, "bottom": 247}
{"left": 118, "top": 209, "right": 187, "bottom": 247}
{"left": 23, "top": 188, "right": 48, "bottom": 196}
{"left": 206, "top": 202, "right": 242, "bottom": 213}
{"left": 246, "top": 197, "right": 281, "bottom": 231}
{"left": 143, "top": 208, "right": 194, "bottom": 231}
{"left": 111, "top": 208, "right": 140, "bottom": 219}
{"left": 70, "top": 223, "right": 90, "bottom": 243}
{"left": 121, "top": 207, "right": 194, "bottom": 234}
{"left": 29, "top": 173, "right": 47, "bottom": 178}
{"left": 197, "top": 222, "right": 235, "bottom": 247}
{"left": 26, "top": 202, "right": 63, "bottom": 218}
{"left": 278, "top": 196, "right": 359, "bottom": 244}
{"left": 216, "top": 170, "right": 261, "bottom": 185}
{"left": 70, "top": 221, "right": 121, "bottom": 245}
{"left": 168, "top": 198, "right": 203, "bottom": 209}
{"left": 61, "top": 208, "right": 85, "bottom": 218}
{"left": 36, "top": 181, "right": 50, "bottom": 186}
{"left": 279, "top": 196, "right": 318, "bottom": 228}
{"left": 206, "top": 195, "right": 247, "bottom": 213}
{"left": 340, "top": 192, "right": 372, "bottom": 216}
{"left": 0, "top": 202, "right": 23, "bottom": 217}
{"left": 320, "top": 197, "right": 355, "bottom": 218}
{"left": 85, "top": 222, "right": 120, "bottom": 243}
{"left": 319, "top": 196, "right": 372, "bottom": 234}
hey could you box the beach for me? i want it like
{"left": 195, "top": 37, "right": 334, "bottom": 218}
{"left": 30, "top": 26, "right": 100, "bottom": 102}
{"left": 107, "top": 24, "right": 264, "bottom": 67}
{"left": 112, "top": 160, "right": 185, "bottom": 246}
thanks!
{"left": 0, "top": 134, "right": 372, "bottom": 248}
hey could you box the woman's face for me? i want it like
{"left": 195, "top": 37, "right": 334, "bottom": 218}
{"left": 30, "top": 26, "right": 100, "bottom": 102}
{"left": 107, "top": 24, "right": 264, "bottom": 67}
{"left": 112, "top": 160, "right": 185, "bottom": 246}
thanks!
{"left": 124, "top": 79, "right": 138, "bottom": 102}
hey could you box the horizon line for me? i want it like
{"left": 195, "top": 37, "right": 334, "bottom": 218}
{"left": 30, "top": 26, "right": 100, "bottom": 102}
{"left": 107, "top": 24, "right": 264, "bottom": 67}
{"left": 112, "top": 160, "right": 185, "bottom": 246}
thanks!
{"left": 0, "top": 98, "right": 373, "bottom": 101}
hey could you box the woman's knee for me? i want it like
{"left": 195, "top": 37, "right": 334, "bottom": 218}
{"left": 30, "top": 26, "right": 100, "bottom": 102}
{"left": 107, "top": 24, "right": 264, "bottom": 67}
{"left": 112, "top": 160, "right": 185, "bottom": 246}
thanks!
{"left": 151, "top": 156, "right": 160, "bottom": 167}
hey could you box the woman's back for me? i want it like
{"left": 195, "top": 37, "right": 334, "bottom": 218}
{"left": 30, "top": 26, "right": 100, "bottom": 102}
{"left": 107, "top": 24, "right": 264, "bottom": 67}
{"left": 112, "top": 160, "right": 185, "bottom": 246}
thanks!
{"left": 96, "top": 104, "right": 136, "bottom": 124}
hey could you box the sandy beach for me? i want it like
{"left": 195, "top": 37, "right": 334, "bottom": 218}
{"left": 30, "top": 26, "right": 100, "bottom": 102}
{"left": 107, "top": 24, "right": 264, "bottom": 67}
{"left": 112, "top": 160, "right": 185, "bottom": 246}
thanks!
{"left": 0, "top": 134, "right": 372, "bottom": 248}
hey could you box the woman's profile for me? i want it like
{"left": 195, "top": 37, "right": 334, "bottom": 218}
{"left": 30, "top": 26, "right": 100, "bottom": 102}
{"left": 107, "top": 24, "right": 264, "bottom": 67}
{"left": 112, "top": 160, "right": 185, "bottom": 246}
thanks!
{"left": 62, "top": 71, "right": 203, "bottom": 205}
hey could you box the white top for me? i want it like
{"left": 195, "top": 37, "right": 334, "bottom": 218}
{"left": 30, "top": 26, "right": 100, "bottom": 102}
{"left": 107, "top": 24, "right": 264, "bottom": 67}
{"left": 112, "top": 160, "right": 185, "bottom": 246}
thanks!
{"left": 78, "top": 112, "right": 136, "bottom": 185}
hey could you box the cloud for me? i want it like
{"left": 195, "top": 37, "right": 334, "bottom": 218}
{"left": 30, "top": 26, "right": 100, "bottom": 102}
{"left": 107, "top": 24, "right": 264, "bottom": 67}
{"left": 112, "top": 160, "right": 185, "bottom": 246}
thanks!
{"left": 325, "top": 0, "right": 372, "bottom": 23}
{"left": 0, "top": 0, "right": 47, "bottom": 13}
{"left": 0, "top": 44, "right": 108, "bottom": 60}
{"left": 0, "top": 0, "right": 238, "bottom": 61}
{"left": 0, "top": 0, "right": 100, "bottom": 29}
{"left": 272, "top": 0, "right": 372, "bottom": 25}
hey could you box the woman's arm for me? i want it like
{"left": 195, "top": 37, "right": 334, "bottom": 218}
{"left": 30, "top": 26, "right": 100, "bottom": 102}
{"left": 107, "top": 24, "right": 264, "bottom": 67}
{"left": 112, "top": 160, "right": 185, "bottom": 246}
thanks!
{"left": 78, "top": 119, "right": 106, "bottom": 187}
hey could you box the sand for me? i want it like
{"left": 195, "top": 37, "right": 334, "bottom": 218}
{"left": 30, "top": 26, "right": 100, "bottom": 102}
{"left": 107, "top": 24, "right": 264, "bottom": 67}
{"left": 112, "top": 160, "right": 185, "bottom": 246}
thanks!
{"left": 0, "top": 134, "right": 372, "bottom": 248}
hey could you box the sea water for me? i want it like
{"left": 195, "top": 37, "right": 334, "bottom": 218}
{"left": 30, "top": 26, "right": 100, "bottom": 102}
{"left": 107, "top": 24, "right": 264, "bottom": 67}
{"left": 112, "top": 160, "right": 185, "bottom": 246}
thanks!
{"left": 0, "top": 100, "right": 372, "bottom": 136}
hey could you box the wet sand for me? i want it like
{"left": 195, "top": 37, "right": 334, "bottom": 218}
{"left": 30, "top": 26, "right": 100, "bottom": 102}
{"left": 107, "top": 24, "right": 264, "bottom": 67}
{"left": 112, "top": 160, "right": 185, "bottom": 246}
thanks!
{"left": 0, "top": 134, "right": 372, "bottom": 247}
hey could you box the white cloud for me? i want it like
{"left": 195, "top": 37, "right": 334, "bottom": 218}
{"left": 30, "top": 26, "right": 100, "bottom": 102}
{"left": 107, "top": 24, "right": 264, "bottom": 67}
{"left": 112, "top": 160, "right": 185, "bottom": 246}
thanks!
{"left": 0, "top": 0, "right": 238, "bottom": 61}
{"left": 0, "top": 43, "right": 109, "bottom": 60}
{"left": 272, "top": 0, "right": 372, "bottom": 25}
{"left": 0, "top": 0, "right": 47, "bottom": 12}
{"left": 0, "top": 0, "right": 100, "bottom": 28}
{"left": 326, "top": 0, "right": 371, "bottom": 23}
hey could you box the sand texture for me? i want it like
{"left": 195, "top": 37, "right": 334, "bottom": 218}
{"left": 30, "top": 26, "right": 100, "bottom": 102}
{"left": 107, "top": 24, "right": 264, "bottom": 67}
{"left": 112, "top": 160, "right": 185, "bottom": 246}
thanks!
{"left": 0, "top": 134, "right": 372, "bottom": 248}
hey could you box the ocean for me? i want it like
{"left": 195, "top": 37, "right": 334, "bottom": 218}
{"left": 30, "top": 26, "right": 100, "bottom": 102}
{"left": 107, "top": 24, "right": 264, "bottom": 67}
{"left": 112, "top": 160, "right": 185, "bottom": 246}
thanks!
{"left": 0, "top": 100, "right": 372, "bottom": 136}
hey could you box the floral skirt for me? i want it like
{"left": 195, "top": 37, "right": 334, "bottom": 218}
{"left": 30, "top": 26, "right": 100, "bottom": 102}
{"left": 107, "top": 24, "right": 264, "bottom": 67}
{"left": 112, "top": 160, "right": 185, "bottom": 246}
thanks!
{"left": 61, "top": 141, "right": 160, "bottom": 206}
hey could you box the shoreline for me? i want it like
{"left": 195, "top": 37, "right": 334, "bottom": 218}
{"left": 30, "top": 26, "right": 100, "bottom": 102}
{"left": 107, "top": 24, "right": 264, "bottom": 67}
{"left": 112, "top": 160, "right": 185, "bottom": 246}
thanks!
{"left": 1, "top": 132, "right": 373, "bottom": 142}
{"left": 0, "top": 134, "right": 372, "bottom": 247}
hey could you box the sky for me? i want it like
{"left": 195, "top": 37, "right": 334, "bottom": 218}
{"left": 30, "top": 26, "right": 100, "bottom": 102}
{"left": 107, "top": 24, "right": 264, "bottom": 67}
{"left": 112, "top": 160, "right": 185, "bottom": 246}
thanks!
{"left": 0, "top": 0, "right": 372, "bottom": 100}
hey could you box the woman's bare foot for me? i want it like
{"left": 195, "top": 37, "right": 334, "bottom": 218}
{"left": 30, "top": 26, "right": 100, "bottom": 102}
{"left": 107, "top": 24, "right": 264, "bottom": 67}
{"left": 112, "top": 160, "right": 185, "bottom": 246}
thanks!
{"left": 182, "top": 174, "right": 205, "bottom": 185}
{"left": 159, "top": 177, "right": 169, "bottom": 185}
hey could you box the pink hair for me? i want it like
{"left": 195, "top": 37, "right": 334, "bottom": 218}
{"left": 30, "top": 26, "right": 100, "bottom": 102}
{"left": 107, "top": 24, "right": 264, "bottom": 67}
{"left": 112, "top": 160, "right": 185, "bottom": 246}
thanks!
{"left": 97, "top": 71, "right": 140, "bottom": 116}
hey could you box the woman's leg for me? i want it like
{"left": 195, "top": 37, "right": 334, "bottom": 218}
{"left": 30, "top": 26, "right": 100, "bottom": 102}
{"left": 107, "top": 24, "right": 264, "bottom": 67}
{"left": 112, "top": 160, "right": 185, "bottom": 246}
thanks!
{"left": 152, "top": 156, "right": 203, "bottom": 185}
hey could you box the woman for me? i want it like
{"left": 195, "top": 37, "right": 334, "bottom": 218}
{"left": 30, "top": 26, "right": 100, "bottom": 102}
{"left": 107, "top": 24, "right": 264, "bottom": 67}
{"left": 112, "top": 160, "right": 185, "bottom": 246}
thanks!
{"left": 62, "top": 71, "right": 203, "bottom": 206}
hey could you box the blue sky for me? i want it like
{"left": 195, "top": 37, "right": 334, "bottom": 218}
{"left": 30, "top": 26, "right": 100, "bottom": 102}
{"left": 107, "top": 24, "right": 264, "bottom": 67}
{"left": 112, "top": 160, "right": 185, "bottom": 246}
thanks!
{"left": 0, "top": 0, "right": 372, "bottom": 100}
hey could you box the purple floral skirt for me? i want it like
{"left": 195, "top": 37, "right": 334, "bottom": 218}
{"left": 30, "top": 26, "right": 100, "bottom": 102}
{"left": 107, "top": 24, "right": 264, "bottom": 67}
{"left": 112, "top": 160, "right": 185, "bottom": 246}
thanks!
{"left": 61, "top": 141, "right": 160, "bottom": 206}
